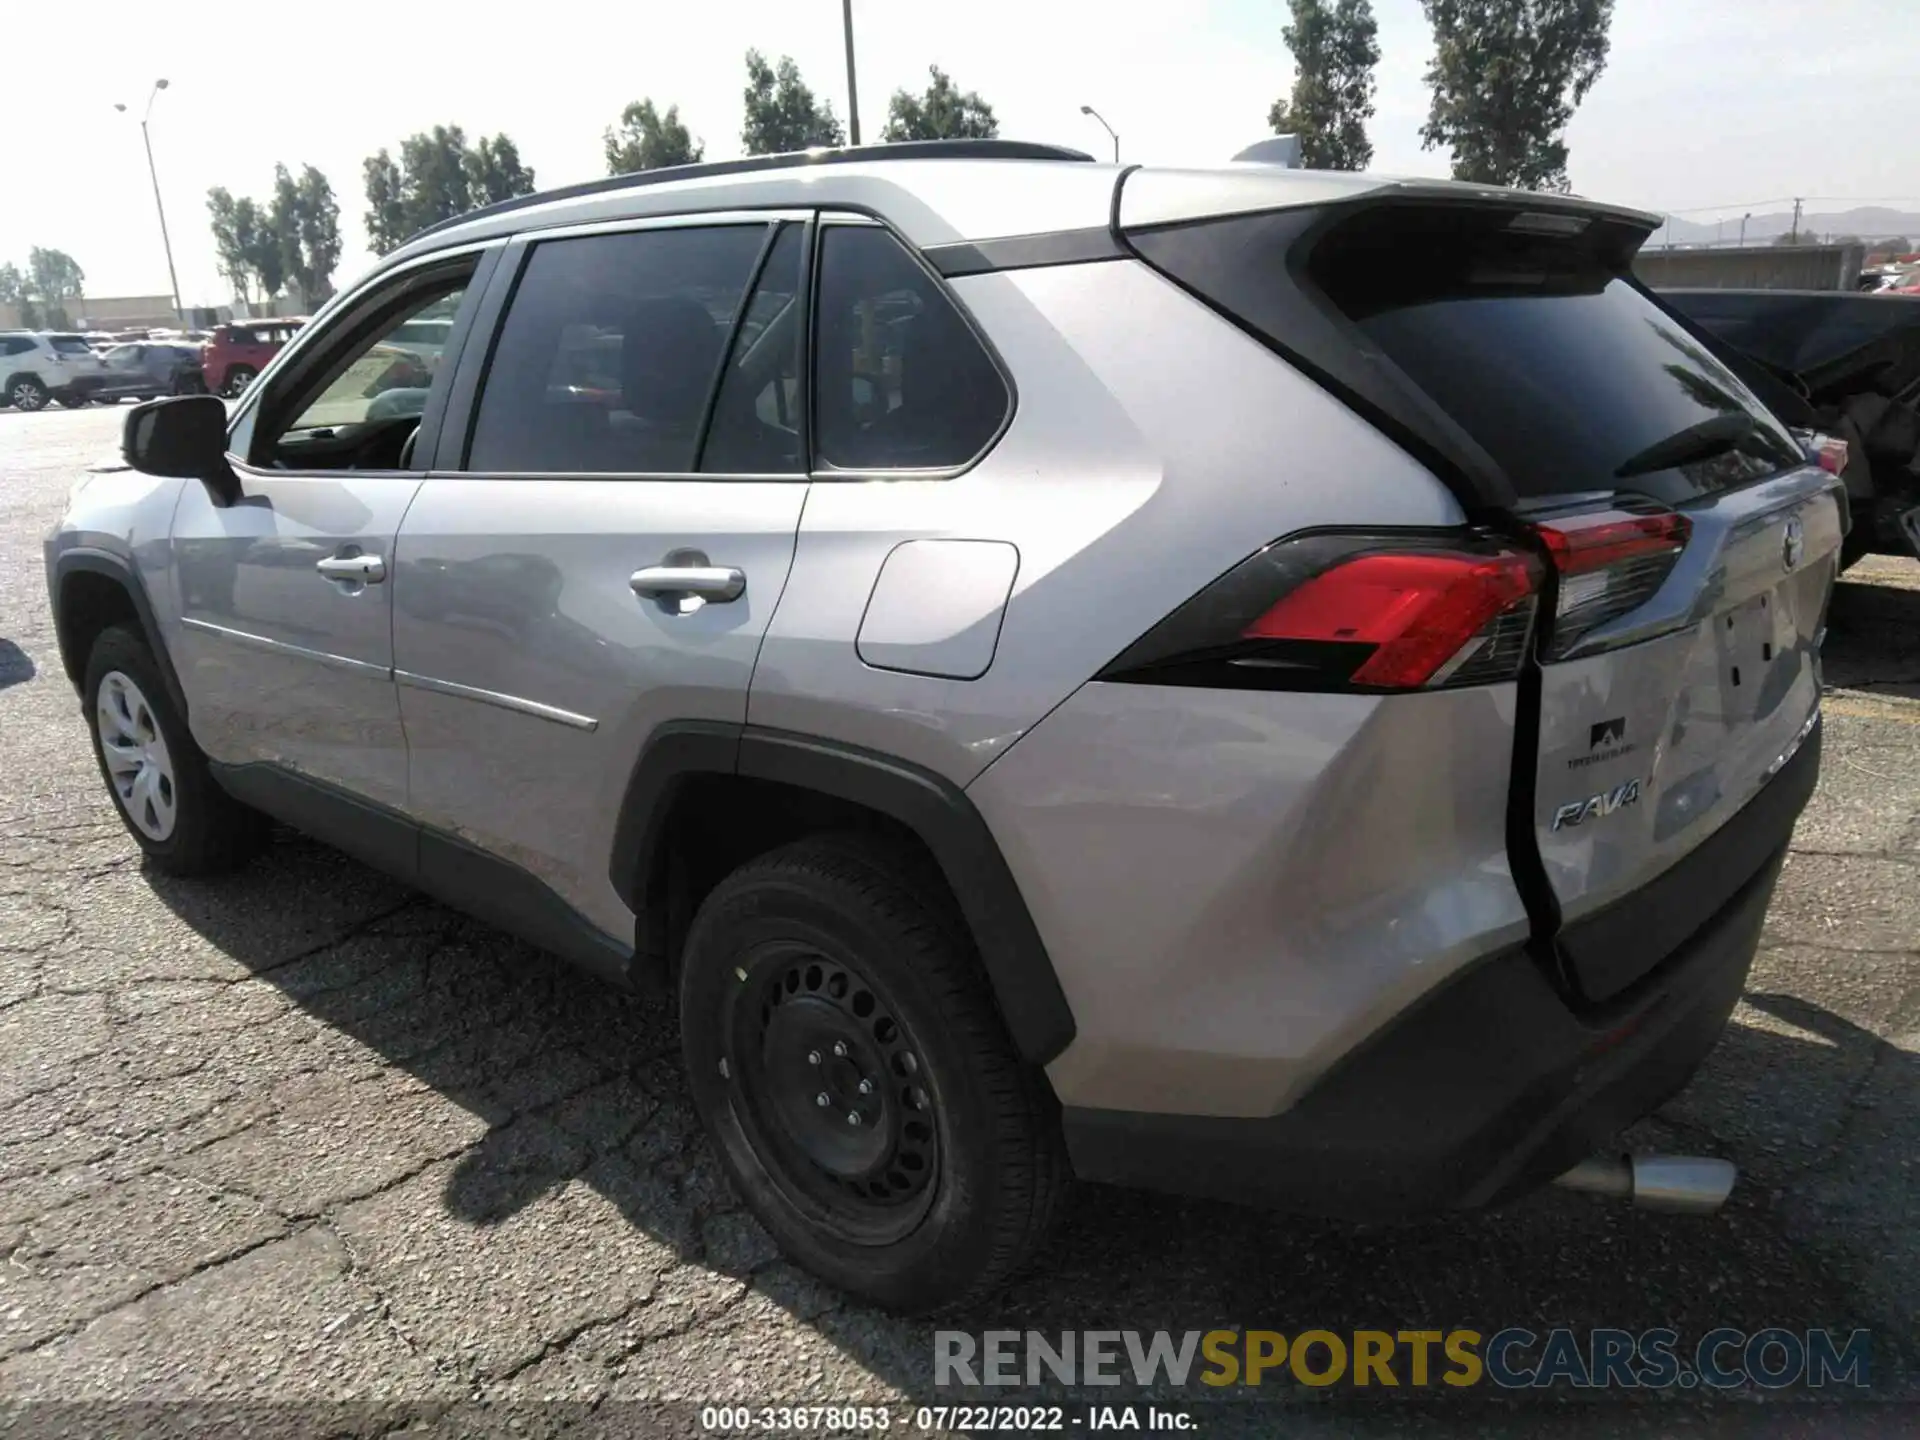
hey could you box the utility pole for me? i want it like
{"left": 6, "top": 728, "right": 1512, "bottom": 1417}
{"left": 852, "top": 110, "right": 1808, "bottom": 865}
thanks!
{"left": 1790, "top": 197, "right": 1803, "bottom": 245}
{"left": 1740, "top": 212, "right": 1750, "bottom": 246}
{"left": 115, "top": 80, "right": 182, "bottom": 322}
{"left": 841, "top": 0, "right": 861, "bottom": 146}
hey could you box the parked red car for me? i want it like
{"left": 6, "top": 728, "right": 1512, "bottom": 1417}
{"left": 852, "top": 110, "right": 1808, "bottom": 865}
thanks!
{"left": 201, "top": 318, "right": 305, "bottom": 398}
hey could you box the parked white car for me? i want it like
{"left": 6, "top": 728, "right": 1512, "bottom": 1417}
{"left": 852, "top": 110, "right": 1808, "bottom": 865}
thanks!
{"left": 0, "top": 332, "right": 111, "bottom": 410}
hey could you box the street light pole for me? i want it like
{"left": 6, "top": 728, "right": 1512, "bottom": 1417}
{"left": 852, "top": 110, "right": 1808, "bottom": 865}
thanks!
{"left": 115, "top": 80, "right": 181, "bottom": 322}
{"left": 1079, "top": 104, "right": 1118, "bottom": 163}
{"left": 841, "top": 0, "right": 861, "bottom": 146}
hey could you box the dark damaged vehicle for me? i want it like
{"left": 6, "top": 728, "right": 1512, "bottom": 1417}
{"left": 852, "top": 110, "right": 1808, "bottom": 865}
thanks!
{"left": 1663, "top": 289, "right": 1920, "bottom": 566}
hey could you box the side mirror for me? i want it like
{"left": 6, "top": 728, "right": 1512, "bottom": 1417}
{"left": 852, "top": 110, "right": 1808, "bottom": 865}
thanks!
{"left": 123, "top": 395, "right": 242, "bottom": 506}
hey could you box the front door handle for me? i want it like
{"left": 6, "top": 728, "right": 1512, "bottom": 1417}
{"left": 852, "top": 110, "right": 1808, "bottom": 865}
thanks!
{"left": 316, "top": 553, "right": 387, "bottom": 584}
{"left": 629, "top": 566, "right": 746, "bottom": 603}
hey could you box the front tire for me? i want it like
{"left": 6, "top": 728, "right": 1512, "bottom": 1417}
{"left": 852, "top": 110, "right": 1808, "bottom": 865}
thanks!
{"left": 55, "top": 391, "right": 92, "bottom": 409}
{"left": 681, "top": 835, "right": 1068, "bottom": 1313}
{"left": 82, "top": 625, "right": 268, "bottom": 875}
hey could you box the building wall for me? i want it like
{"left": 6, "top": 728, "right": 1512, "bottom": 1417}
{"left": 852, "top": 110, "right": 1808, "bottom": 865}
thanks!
{"left": 74, "top": 295, "right": 180, "bottom": 327}
{"left": 1634, "top": 244, "right": 1866, "bottom": 292}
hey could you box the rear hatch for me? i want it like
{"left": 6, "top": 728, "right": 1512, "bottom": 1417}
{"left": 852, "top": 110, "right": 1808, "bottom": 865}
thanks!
{"left": 1122, "top": 178, "right": 1845, "bottom": 1002}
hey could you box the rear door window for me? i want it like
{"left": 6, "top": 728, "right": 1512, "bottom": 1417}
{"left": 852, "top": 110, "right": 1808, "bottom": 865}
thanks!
{"left": 465, "top": 224, "right": 768, "bottom": 475}
{"left": 700, "top": 223, "right": 806, "bottom": 474}
{"left": 812, "top": 224, "right": 1009, "bottom": 471}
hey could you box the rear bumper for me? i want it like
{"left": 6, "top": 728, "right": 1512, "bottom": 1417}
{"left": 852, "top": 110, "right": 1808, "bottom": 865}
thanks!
{"left": 1062, "top": 722, "right": 1818, "bottom": 1219}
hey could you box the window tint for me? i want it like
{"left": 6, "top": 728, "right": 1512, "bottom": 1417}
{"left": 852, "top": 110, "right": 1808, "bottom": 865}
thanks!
{"left": 467, "top": 225, "right": 767, "bottom": 475}
{"left": 1308, "top": 206, "right": 1803, "bottom": 502}
{"left": 2, "top": 336, "right": 35, "bottom": 356}
{"left": 50, "top": 336, "right": 94, "bottom": 357}
{"left": 813, "top": 226, "right": 1008, "bottom": 470}
{"left": 700, "top": 224, "right": 805, "bottom": 474}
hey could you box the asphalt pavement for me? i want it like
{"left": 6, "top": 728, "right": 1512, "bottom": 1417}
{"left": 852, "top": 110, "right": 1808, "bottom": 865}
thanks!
{"left": 2, "top": 404, "right": 1918, "bottom": 1436}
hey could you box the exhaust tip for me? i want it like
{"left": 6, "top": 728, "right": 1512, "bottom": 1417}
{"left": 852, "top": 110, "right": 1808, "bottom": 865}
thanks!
{"left": 1552, "top": 1153, "right": 1737, "bottom": 1214}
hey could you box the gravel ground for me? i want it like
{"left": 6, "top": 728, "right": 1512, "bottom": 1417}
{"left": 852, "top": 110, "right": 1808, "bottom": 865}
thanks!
{"left": 2, "top": 404, "right": 1918, "bottom": 1436}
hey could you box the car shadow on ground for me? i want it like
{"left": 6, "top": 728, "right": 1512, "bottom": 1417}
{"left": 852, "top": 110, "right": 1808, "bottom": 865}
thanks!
{"left": 1823, "top": 567, "right": 1920, "bottom": 696}
{"left": 144, "top": 838, "right": 1914, "bottom": 1419}
{"left": 0, "top": 639, "right": 34, "bottom": 691}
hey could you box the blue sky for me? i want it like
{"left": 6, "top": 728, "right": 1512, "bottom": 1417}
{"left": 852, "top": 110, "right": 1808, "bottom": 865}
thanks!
{"left": 7, "top": 0, "right": 1917, "bottom": 306}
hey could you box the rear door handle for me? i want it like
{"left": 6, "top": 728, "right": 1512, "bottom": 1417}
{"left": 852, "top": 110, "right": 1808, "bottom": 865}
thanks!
{"left": 316, "top": 553, "right": 387, "bottom": 583}
{"left": 629, "top": 566, "right": 746, "bottom": 603}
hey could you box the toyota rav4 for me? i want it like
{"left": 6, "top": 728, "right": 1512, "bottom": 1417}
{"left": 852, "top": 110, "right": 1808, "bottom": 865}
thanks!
{"left": 44, "top": 141, "right": 1842, "bottom": 1313}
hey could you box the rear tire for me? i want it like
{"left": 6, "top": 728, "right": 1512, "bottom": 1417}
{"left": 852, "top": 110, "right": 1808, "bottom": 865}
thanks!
{"left": 55, "top": 392, "right": 92, "bottom": 409}
{"left": 221, "top": 365, "right": 256, "bottom": 398}
{"left": 680, "top": 835, "right": 1069, "bottom": 1314}
{"left": 82, "top": 625, "right": 269, "bottom": 876}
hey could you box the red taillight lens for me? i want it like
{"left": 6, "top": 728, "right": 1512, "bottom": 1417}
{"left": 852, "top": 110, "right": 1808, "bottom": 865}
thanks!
{"left": 1245, "top": 550, "right": 1540, "bottom": 688}
{"left": 1097, "top": 531, "right": 1543, "bottom": 694}
{"left": 1530, "top": 504, "right": 1690, "bottom": 659}
{"left": 1814, "top": 435, "right": 1849, "bottom": 475}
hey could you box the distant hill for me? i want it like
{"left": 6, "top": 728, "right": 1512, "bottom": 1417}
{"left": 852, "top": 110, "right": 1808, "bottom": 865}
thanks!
{"left": 1657, "top": 206, "right": 1920, "bottom": 247}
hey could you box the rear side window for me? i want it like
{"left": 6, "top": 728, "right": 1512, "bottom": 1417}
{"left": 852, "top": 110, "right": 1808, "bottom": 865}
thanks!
{"left": 467, "top": 225, "right": 767, "bottom": 474}
{"left": 812, "top": 225, "right": 1008, "bottom": 471}
{"left": 1, "top": 336, "right": 34, "bottom": 356}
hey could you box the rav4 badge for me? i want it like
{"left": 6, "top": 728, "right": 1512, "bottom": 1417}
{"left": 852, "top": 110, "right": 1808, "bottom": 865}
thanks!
{"left": 1551, "top": 779, "right": 1642, "bottom": 831}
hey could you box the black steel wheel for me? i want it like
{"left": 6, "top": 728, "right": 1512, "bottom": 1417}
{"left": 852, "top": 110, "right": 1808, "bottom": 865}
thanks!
{"left": 729, "top": 943, "right": 942, "bottom": 1244}
{"left": 681, "top": 834, "right": 1068, "bottom": 1313}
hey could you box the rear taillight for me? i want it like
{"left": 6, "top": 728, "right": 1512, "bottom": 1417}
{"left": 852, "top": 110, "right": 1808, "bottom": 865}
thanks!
{"left": 1529, "top": 503, "right": 1691, "bottom": 659}
{"left": 1097, "top": 532, "right": 1544, "bottom": 693}
{"left": 1814, "top": 435, "right": 1848, "bottom": 475}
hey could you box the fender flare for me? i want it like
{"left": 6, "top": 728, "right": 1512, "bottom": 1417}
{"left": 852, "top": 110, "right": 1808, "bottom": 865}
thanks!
{"left": 609, "top": 722, "right": 1077, "bottom": 1066}
{"left": 49, "top": 549, "right": 191, "bottom": 721}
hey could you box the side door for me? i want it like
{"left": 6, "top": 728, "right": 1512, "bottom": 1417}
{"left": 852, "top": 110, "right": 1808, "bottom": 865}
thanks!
{"left": 171, "top": 247, "right": 494, "bottom": 814}
{"left": 392, "top": 213, "right": 811, "bottom": 942}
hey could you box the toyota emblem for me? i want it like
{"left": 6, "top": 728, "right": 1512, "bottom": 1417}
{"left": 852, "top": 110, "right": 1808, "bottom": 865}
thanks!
{"left": 1782, "top": 514, "right": 1805, "bottom": 572}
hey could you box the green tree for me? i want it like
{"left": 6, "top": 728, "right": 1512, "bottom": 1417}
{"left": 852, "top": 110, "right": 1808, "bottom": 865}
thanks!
{"left": 362, "top": 127, "right": 538, "bottom": 255}
{"left": 1267, "top": 0, "right": 1380, "bottom": 170}
{"left": 605, "top": 99, "right": 704, "bottom": 174}
{"left": 882, "top": 65, "right": 999, "bottom": 141}
{"left": 0, "top": 262, "right": 37, "bottom": 327}
{"left": 269, "top": 164, "right": 343, "bottom": 305}
{"left": 363, "top": 150, "right": 407, "bottom": 256}
{"left": 292, "top": 165, "right": 343, "bottom": 303}
{"left": 741, "top": 50, "right": 844, "bottom": 155}
{"left": 1419, "top": 0, "right": 1613, "bottom": 192}
{"left": 467, "top": 133, "right": 536, "bottom": 205}
{"left": 27, "top": 247, "right": 85, "bottom": 328}
{"left": 207, "top": 187, "right": 263, "bottom": 304}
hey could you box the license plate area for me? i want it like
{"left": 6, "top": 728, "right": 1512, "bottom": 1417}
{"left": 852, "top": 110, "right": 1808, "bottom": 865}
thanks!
{"left": 1717, "top": 587, "right": 1785, "bottom": 714}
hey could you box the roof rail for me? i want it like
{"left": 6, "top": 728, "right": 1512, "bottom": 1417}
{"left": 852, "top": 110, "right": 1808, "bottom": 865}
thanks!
{"left": 405, "top": 139, "right": 1098, "bottom": 248}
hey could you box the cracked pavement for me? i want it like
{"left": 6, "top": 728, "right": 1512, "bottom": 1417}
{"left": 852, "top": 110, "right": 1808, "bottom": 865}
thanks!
{"left": 2, "top": 406, "right": 1918, "bottom": 1433}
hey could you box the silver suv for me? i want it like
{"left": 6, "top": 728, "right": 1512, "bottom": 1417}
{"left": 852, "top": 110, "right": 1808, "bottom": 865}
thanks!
{"left": 44, "top": 141, "right": 1843, "bottom": 1312}
{"left": 3, "top": 331, "right": 110, "bottom": 410}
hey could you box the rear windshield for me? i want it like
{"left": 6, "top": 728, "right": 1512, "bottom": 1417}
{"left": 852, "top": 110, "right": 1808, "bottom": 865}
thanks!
{"left": 1130, "top": 201, "right": 1804, "bottom": 506}
{"left": 1309, "top": 206, "right": 1803, "bottom": 503}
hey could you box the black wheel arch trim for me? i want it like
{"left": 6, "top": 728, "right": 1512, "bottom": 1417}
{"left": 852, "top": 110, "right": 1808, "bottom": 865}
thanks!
{"left": 49, "top": 548, "right": 191, "bottom": 723}
{"left": 609, "top": 721, "right": 1077, "bottom": 1066}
